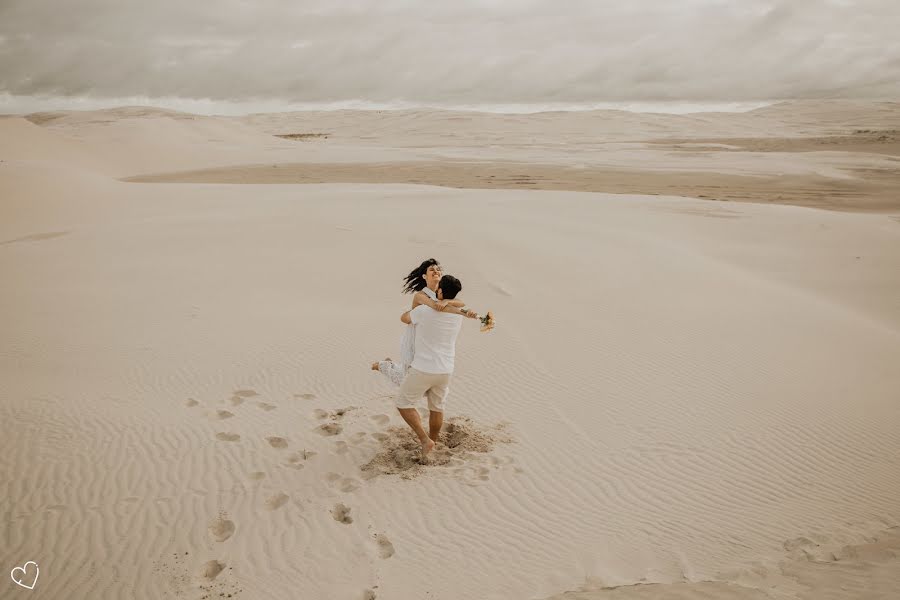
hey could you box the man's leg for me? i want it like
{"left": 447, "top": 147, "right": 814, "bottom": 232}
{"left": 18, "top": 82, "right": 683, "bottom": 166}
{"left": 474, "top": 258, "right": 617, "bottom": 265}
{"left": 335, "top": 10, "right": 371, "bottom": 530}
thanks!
{"left": 395, "top": 369, "right": 436, "bottom": 456}
{"left": 429, "top": 410, "right": 443, "bottom": 443}
{"left": 426, "top": 374, "right": 451, "bottom": 443}
{"left": 398, "top": 408, "right": 434, "bottom": 454}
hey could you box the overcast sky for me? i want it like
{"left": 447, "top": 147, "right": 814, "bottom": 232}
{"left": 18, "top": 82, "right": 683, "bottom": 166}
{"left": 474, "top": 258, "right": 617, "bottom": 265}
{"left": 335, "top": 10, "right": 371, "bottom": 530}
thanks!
{"left": 1, "top": 0, "right": 898, "bottom": 107}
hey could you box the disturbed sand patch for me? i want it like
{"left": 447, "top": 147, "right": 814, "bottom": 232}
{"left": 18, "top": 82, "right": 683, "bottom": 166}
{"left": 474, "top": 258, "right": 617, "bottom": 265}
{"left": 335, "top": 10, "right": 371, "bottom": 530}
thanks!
{"left": 361, "top": 416, "right": 512, "bottom": 480}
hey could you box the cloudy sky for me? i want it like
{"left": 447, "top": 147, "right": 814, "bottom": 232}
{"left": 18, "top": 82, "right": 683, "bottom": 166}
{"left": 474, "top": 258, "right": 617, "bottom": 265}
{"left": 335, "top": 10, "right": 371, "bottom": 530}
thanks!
{"left": 1, "top": 0, "right": 898, "bottom": 109}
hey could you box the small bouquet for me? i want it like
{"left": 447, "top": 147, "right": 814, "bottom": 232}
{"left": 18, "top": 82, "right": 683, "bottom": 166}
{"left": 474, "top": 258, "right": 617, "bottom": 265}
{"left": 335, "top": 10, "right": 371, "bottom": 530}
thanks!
{"left": 479, "top": 311, "right": 495, "bottom": 333}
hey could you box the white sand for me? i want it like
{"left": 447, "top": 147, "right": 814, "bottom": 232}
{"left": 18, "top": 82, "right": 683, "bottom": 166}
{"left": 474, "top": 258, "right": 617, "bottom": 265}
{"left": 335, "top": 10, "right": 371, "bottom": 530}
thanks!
{"left": 1, "top": 101, "right": 899, "bottom": 599}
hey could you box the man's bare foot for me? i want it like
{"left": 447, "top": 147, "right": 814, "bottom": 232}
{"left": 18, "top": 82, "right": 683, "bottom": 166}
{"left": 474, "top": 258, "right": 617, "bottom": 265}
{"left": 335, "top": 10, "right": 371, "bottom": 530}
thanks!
{"left": 421, "top": 437, "right": 435, "bottom": 458}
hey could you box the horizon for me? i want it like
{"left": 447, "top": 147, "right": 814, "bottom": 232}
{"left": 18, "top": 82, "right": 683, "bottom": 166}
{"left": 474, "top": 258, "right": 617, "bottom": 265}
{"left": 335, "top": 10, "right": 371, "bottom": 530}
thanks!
{"left": 0, "top": 93, "right": 785, "bottom": 116}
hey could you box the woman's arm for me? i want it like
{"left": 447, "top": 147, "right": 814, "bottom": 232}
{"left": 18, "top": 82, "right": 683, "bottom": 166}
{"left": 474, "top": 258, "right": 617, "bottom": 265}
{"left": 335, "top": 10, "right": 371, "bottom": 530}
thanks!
{"left": 411, "top": 291, "right": 432, "bottom": 309}
{"left": 413, "top": 291, "right": 480, "bottom": 320}
{"left": 413, "top": 290, "right": 449, "bottom": 310}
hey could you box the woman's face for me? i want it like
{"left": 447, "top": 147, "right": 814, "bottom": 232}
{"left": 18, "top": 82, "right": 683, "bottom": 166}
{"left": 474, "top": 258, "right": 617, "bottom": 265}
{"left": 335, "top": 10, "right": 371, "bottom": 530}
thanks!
{"left": 424, "top": 263, "right": 443, "bottom": 290}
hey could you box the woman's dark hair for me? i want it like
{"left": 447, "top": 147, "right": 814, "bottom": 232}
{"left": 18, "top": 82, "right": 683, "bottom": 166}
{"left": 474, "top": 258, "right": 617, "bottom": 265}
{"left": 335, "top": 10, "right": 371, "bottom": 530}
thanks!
{"left": 402, "top": 258, "right": 441, "bottom": 294}
{"left": 438, "top": 274, "right": 462, "bottom": 299}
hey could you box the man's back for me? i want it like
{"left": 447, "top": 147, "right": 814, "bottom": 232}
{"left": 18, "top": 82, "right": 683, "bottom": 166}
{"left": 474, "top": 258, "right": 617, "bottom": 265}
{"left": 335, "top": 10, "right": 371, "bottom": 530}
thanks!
{"left": 409, "top": 305, "right": 463, "bottom": 374}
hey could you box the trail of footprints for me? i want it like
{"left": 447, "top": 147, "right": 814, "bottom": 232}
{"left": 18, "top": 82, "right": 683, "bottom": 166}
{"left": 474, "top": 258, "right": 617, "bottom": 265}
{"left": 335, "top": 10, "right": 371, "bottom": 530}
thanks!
{"left": 184, "top": 389, "right": 396, "bottom": 596}
{"left": 184, "top": 388, "right": 515, "bottom": 597}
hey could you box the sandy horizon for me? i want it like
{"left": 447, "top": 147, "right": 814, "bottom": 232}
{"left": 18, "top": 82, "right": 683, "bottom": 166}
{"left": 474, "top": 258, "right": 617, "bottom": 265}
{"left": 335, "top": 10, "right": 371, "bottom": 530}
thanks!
{"left": 2, "top": 99, "right": 899, "bottom": 599}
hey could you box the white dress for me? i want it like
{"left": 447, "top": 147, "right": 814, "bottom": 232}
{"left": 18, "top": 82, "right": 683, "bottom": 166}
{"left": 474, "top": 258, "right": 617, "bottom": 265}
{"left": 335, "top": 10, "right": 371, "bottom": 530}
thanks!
{"left": 377, "top": 288, "right": 437, "bottom": 386}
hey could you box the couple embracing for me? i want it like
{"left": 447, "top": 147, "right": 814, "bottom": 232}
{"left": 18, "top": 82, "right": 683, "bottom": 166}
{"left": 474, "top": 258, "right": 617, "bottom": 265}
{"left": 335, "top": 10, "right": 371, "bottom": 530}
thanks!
{"left": 371, "top": 258, "right": 493, "bottom": 458}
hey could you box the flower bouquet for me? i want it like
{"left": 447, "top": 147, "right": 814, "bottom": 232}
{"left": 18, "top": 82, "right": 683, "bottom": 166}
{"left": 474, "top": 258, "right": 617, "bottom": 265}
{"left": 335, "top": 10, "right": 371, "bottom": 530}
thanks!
{"left": 479, "top": 311, "right": 495, "bottom": 333}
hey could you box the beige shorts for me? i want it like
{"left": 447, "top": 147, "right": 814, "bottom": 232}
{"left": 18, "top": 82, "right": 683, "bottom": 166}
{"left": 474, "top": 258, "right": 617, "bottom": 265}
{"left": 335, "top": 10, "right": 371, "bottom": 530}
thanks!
{"left": 396, "top": 368, "right": 451, "bottom": 412}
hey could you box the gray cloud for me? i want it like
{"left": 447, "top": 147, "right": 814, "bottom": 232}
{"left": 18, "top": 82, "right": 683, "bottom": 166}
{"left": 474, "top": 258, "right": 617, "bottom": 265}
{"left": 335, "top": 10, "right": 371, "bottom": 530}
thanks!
{"left": 1, "top": 0, "right": 898, "bottom": 106}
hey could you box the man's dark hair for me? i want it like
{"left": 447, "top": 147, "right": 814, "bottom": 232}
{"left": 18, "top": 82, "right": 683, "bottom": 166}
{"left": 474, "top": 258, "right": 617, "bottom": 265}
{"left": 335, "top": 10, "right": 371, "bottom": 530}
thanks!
{"left": 438, "top": 274, "right": 462, "bottom": 299}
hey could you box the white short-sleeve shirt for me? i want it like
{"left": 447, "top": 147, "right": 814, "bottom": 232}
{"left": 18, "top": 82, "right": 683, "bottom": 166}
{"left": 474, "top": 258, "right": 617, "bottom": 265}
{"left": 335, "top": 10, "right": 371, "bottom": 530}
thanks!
{"left": 409, "top": 304, "right": 463, "bottom": 374}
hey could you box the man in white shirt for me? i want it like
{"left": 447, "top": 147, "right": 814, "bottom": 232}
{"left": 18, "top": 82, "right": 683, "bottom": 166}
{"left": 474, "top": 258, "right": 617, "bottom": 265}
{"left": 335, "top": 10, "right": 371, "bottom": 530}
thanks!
{"left": 397, "top": 274, "right": 476, "bottom": 458}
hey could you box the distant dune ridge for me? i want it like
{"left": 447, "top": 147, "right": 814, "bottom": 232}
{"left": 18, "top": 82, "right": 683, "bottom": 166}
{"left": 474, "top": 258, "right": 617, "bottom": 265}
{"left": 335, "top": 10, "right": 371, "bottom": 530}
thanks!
{"left": 5, "top": 100, "right": 899, "bottom": 212}
{"left": 1, "top": 100, "right": 899, "bottom": 599}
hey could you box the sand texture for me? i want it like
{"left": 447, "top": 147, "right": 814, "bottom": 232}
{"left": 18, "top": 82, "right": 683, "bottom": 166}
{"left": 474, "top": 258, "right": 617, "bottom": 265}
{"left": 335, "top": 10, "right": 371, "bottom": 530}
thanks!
{"left": 1, "top": 100, "right": 899, "bottom": 599}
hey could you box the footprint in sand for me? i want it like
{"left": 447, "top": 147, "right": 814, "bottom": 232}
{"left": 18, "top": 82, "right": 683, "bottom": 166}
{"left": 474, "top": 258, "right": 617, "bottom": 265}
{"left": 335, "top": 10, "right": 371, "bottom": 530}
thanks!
{"left": 363, "top": 590, "right": 377, "bottom": 600}
{"left": 185, "top": 398, "right": 199, "bottom": 407}
{"left": 313, "top": 407, "right": 354, "bottom": 421}
{"left": 257, "top": 402, "right": 276, "bottom": 411}
{"left": 453, "top": 465, "right": 492, "bottom": 483}
{"left": 215, "top": 410, "right": 234, "bottom": 420}
{"left": 249, "top": 472, "right": 266, "bottom": 481}
{"left": 338, "top": 478, "right": 361, "bottom": 493}
{"left": 229, "top": 395, "right": 245, "bottom": 406}
{"left": 371, "top": 432, "right": 389, "bottom": 442}
{"left": 325, "top": 472, "right": 342, "bottom": 483}
{"left": 332, "top": 503, "right": 353, "bottom": 524}
{"left": 266, "top": 436, "right": 288, "bottom": 449}
{"left": 334, "top": 441, "right": 349, "bottom": 454}
{"left": 233, "top": 389, "right": 259, "bottom": 398}
{"left": 285, "top": 454, "right": 305, "bottom": 470}
{"left": 200, "top": 560, "right": 226, "bottom": 580}
{"left": 286, "top": 450, "right": 316, "bottom": 469}
{"left": 266, "top": 493, "right": 289, "bottom": 510}
{"left": 370, "top": 414, "right": 390, "bottom": 426}
{"left": 296, "top": 393, "right": 316, "bottom": 400}
{"left": 215, "top": 432, "right": 240, "bottom": 442}
{"left": 316, "top": 423, "right": 343, "bottom": 436}
{"left": 488, "top": 455, "right": 514, "bottom": 466}
{"left": 208, "top": 516, "right": 235, "bottom": 542}
{"left": 372, "top": 533, "right": 395, "bottom": 559}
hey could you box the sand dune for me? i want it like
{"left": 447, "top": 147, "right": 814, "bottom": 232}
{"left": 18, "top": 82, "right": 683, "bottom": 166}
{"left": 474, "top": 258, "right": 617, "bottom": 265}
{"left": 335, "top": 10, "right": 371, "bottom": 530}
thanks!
{"left": 1, "top": 101, "right": 899, "bottom": 599}
{"left": 0, "top": 117, "right": 108, "bottom": 171}
{"left": 117, "top": 100, "right": 900, "bottom": 212}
